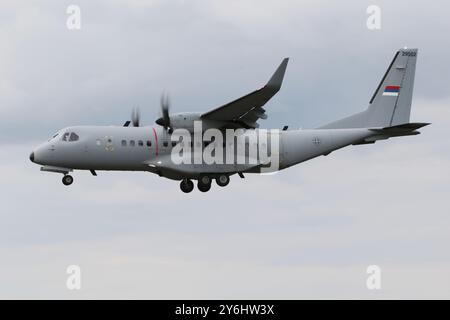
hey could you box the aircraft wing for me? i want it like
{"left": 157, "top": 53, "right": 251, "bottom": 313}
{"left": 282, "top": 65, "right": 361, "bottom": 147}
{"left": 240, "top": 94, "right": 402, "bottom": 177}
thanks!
{"left": 200, "top": 58, "right": 289, "bottom": 129}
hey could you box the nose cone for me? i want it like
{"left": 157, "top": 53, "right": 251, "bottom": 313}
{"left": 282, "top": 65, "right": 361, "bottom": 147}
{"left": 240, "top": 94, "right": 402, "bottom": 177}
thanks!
{"left": 29, "top": 152, "right": 35, "bottom": 163}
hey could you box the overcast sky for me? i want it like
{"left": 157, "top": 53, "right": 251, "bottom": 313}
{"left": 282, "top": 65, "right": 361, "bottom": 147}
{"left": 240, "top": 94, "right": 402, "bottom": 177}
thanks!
{"left": 1, "top": 0, "right": 449, "bottom": 299}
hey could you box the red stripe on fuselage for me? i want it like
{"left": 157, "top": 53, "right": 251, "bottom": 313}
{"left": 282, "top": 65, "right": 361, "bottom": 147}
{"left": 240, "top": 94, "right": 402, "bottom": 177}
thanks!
{"left": 152, "top": 127, "right": 159, "bottom": 156}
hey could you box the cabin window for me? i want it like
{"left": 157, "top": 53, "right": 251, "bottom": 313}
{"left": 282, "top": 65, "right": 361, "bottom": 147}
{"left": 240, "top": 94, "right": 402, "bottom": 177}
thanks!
{"left": 171, "top": 141, "right": 177, "bottom": 147}
{"left": 130, "top": 140, "right": 135, "bottom": 147}
{"left": 121, "top": 140, "right": 127, "bottom": 146}
{"left": 138, "top": 140, "right": 144, "bottom": 146}
{"left": 163, "top": 141, "right": 168, "bottom": 147}
{"left": 146, "top": 140, "right": 152, "bottom": 147}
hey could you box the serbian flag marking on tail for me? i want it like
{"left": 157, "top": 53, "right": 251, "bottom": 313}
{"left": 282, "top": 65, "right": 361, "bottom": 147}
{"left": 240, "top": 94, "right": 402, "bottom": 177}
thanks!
{"left": 383, "top": 85, "right": 401, "bottom": 96}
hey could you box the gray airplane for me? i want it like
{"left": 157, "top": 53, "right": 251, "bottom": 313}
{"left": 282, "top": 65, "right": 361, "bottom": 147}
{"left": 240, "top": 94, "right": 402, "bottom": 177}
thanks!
{"left": 30, "top": 48, "right": 429, "bottom": 193}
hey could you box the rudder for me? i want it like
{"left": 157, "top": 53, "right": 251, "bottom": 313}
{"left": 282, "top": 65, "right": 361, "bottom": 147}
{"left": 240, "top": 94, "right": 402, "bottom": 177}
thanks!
{"left": 368, "top": 48, "right": 417, "bottom": 127}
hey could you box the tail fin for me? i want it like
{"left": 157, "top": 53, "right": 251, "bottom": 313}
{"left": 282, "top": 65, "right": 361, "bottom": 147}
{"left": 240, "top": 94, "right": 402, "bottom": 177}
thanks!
{"left": 320, "top": 48, "right": 418, "bottom": 129}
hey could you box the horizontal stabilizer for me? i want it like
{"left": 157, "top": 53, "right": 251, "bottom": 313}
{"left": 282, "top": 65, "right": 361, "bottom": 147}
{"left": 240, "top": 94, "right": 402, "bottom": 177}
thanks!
{"left": 355, "top": 122, "right": 431, "bottom": 144}
{"left": 370, "top": 122, "right": 430, "bottom": 134}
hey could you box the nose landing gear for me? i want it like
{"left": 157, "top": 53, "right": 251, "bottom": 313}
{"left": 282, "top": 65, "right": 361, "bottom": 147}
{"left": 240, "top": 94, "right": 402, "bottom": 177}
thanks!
{"left": 62, "top": 175, "right": 74, "bottom": 186}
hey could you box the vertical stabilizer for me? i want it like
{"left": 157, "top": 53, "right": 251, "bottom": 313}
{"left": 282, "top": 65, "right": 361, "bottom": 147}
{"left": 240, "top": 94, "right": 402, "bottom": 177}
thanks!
{"left": 320, "top": 48, "right": 418, "bottom": 129}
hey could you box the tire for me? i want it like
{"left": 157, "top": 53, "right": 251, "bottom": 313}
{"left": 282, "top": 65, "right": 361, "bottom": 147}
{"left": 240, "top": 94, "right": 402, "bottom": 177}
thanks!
{"left": 199, "top": 175, "right": 211, "bottom": 185}
{"left": 197, "top": 181, "right": 211, "bottom": 192}
{"left": 62, "top": 175, "right": 74, "bottom": 186}
{"left": 216, "top": 174, "right": 230, "bottom": 187}
{"left": 180, "top": 179, "right": 194, "bottom": 193}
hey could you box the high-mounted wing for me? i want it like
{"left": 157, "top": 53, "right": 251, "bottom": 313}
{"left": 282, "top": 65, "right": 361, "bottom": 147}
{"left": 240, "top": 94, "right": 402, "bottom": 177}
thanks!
{"left": 201, "top": 58, "right": 289, "bottom": 128}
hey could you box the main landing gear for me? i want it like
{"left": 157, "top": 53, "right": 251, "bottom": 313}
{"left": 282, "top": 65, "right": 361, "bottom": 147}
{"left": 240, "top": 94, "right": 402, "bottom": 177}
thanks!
{"left": 197, "top": 175, "right": 212, "bottom": 192}
{"left": 179, "top": 174, "right": 231, "bottom": 193}
{"left": 62, "top": 174, "right": 74, "bottom": 186}
{"left": 180, "top": 179, "right": 194, "bottom": 193}
{"left": 216, "top": 174, "right": 230, "bottom": 187}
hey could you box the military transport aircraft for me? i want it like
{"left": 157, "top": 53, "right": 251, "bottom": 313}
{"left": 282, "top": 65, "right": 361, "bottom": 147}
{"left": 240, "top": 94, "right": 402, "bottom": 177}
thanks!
{"left": 30, "top": 48, "right": 429, "bottom": 193}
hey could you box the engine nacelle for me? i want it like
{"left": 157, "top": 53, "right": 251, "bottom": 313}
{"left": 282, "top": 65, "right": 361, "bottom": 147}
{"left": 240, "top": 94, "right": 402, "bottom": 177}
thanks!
{"left": 169, "top": 112, "right": 201, "bottom": 132}
{"left": 168, "top": 112, "right": 227, "bottom": 132}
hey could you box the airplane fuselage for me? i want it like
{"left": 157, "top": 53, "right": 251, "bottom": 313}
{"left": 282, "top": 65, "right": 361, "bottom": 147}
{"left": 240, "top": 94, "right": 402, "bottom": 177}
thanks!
{"left": 31, "top": 125, "right": 373, "bottom": 180}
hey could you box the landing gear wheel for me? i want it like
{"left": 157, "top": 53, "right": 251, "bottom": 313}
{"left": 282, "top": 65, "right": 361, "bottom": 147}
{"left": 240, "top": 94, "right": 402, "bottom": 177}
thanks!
{"left": 216, "top": 174, "right": 230, "bottom": 187}
{"left": 62, "top": 175, "right": 73, "bottom": 186}
{"left": 180, "top": 179, "right": 194, "bottom": 193}
{"left": 198, "top": 175, "right": 212, "bottom": 192}
{"left": 199, "top": 175, "right": 211, "bottom": 186}
{"left": 197, "top": 181, "right": 211, "bottom": 192}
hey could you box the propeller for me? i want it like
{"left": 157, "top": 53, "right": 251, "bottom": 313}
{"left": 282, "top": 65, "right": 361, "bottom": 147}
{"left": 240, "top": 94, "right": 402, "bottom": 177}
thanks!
{"left": 131, "top": 106, "right": 140, "bottom": 127}
{"left": 156, "top": 93, "right": 171, "bottom": 131}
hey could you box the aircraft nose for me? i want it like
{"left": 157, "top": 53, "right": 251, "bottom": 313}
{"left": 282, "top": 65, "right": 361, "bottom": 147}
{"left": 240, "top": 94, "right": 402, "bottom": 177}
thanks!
{"left": 29, "top": 152, "right": 35, "bottom": 163}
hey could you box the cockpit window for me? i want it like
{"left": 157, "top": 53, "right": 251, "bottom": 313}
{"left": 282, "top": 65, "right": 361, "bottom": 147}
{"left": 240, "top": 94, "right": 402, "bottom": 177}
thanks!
{"left": 61, "top": 132, "right": 79, "bottom": 142}
{"left": 62, "top": 132, "right": 70, "bottom": 141}
{"left": 69, "top": 132, "right": 79, "bottom": 141}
